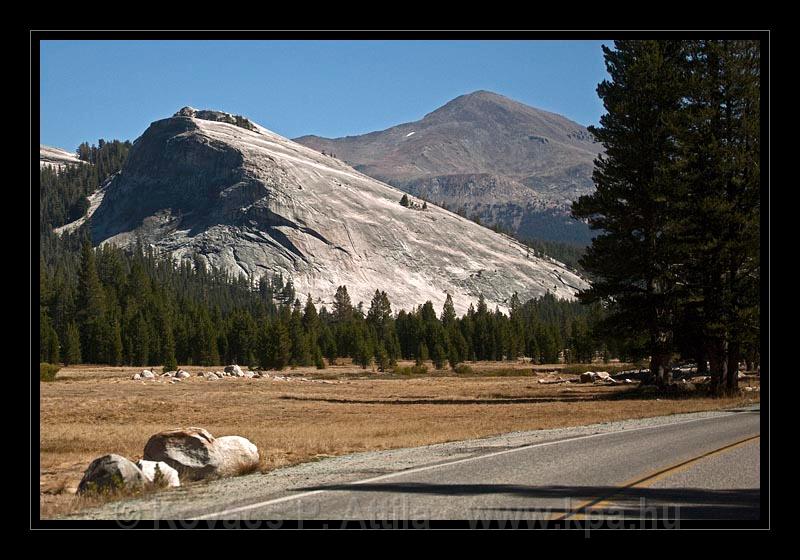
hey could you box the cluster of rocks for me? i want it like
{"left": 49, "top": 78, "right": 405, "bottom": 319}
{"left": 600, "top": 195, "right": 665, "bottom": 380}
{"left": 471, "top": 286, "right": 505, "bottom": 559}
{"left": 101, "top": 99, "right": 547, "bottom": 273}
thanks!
{"left": 130, "top": 364, "right": 344, "bottom": 384}
{"left": 174, "top": 106, "right": 257, "bottom": 131}
{"left": 76, "top": 427, "right": 259, "bottom": 496}
{"left": 578, "top": 371, "right": 635, "bottom": 385}
{"left": 200, "top": 364, "right": 260, "bottom": 380}
{"left": 131, "top": 365, "right": 261, "bottom": 382}
{"left": 131, "top": 369, "right": 191, "bottom": 382}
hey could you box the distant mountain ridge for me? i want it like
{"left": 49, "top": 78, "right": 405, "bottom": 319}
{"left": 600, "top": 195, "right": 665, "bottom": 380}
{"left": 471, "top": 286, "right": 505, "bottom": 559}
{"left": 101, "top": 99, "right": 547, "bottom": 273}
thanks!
{"left": 294, "top": 90, "right": 601, "bottom": 244}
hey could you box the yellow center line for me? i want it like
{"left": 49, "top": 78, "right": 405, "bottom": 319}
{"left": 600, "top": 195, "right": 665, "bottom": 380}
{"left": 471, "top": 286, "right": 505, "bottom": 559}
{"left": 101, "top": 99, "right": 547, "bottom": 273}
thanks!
{"left": 551, "top": 434, "right": 760, "bottom": 521}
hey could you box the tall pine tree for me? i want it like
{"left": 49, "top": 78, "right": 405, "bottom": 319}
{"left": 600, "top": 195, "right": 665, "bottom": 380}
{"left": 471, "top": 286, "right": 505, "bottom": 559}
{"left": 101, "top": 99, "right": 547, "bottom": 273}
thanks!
{"left": 572, "top": 40, "right": 687, "bottom": 384}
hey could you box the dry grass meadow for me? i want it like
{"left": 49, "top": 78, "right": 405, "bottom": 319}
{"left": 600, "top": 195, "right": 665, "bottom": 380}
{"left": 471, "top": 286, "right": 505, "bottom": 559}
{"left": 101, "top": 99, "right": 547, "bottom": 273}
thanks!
{"left": 39, "top": 360, "right": 760, "bottom": 518}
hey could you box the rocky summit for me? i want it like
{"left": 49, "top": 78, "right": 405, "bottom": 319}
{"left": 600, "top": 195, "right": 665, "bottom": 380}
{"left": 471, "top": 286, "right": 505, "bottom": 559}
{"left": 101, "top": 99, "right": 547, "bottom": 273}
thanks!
{"left": 82, "top": 107, "right": 587, "bottom": 314}
{"left": 295, "top": 91, "right": 603, "bottom": 244}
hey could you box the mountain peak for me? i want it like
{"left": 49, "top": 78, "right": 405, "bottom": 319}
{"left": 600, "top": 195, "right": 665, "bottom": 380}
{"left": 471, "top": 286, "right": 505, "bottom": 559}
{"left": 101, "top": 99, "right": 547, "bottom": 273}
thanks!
{"left": 425, "top": 90, "right": 519, "bottom": 119}
{"left": 456, "top": 90, "right": 511, "bottom": 101}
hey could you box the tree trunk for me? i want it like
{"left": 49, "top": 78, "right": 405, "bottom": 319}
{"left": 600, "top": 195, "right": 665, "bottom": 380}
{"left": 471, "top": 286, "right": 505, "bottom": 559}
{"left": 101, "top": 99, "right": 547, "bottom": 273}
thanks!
{"left": 708, "top": 340, "right": 725, "bottom": 397}
{"left": 726, "top": 340, "right": 740, "bottom": 394}
{"left": 649, "top": 347, "right": 671, "bottom": 386}
{"left": 696, "top": 348, "right": 708, "bottom": 374}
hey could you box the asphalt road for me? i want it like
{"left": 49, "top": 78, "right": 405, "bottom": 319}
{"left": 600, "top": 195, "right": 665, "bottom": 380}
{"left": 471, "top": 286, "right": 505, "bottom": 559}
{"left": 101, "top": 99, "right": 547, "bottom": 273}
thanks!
{"left": 71, "top": 408, "right": 760, "bottom": 523}
{"left": 193, "top": 409, "right": 760, "bottom": 522}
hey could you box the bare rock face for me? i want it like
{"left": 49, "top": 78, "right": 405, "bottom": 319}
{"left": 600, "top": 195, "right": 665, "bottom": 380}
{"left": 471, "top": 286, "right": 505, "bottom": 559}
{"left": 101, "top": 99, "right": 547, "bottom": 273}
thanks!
{"left": 40, "top": 144, "right": 87, "bottom": 170}
{"left": 136, "top": 459, "right": 181, "bottom": 488}
{"left": 86, "top": 106, "right": 589, "bottom": 315}
{"left": 214, "top": 435, "right": 259, "bottom": 476}
{"left": 77, "top": 454, "right": 145, "bottom": 495}
{"left": 143, "top": 427, "right": 221, "bottom": 481}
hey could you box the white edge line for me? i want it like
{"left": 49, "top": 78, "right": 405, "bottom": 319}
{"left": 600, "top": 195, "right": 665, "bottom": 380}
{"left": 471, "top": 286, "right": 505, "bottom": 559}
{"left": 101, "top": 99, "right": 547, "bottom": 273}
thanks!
{"left": 194, "top": 411, "right": 755, "bottom": 520}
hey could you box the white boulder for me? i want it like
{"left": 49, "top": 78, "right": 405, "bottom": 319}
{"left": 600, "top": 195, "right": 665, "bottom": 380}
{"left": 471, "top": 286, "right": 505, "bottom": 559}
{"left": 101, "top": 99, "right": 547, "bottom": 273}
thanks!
{"left": 141, "top": 370, "right": 155, "bottom": 379}
{"left": 225, "top": 364, "right": 244, "bottom": 377}
{"left": 214, "top": 435, "right": 260, "bottom": 476}
{"left": 136, "top": 459, "right": 180, "bottom": 487}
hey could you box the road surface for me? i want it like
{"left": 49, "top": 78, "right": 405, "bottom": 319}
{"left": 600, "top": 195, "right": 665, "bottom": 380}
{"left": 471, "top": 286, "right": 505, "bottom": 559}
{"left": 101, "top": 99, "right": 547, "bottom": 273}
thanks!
{"left": 72, "top": 407, "right": 761, "bottom": 523}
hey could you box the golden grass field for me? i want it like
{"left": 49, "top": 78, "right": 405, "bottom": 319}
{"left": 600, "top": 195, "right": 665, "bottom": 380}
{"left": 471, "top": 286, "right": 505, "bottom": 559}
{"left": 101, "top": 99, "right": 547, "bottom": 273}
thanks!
{"left": 39, "top": 360, "right": 760, "bottom": 518}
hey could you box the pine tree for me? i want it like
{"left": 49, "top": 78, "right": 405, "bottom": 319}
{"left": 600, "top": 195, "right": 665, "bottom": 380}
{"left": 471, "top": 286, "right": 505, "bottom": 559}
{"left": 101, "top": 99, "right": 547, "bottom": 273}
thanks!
{"left": 375, "top": 342, "right": 390, "bottom": 372}
{"left": 353, "top": 328, "right": 373, "bottom": 369}
{"left": 63, "top": 321, "right": 82, "bottom": 366}
{"left": 302, "top": 294, "right": 319, "bottom": 334}
{"left": 109, "top": 319, "right": 124, "bottom": 366}
{"left": 333, "top": 286, "right": 353, "bottom": 322}
{"left": 131, "top": 314, "right": 150, "bottom": 367}
{"left": 319, "top": 324, "right": 338, "bottom": 365}
{"left": 416, "top": 342, "right": 429, "bottom": 365}
{"left": 440, "top": 294, "right": 457, "bottom": 327}
{"left": 259, "top": 319, "right": 291, "bottom": 370}
{"left": 76, "top": 239, "right": 108, "bottom": 363}
{"left": 572, "top": 40, "right": 687, "bottom": 385}
{"left": 289, "top": 299, "right": 311, "bottom": 366}
{"left": 431, "top": 343, "right": 446, "bottom": 370}
{"left": 673, "top": 40, "right": 760, "bottom": 394}
{"left": 313, "top": 345, "right": 326, "bottom": 369}
{"left": 47, "top": 324, "right": 60, "bottom": 364}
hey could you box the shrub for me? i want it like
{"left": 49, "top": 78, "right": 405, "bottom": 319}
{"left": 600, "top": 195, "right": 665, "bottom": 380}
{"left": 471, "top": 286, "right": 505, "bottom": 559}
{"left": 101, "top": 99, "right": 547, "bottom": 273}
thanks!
{"left": 40, "top": 362, "right": 60, "bottom": 382}
{"left": 162, "top": 356, "right": 177, "bottom": 373}
{"left": 394, "top": 364, "right": 429, "bottom": 375}
{"left": 454, "top": 364, "right": 473, "bottom": 375}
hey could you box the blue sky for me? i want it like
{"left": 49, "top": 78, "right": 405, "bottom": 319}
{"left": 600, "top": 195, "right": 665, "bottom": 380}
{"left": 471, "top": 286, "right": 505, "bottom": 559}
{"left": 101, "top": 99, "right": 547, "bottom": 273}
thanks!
{"left": 40, "top": 40, "right": 610, "bottom": 151}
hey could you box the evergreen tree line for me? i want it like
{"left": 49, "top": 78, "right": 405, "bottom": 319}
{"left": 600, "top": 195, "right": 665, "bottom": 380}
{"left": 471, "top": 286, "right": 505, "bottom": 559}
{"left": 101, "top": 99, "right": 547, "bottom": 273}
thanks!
{"left": 40, "top": 230, "right": 618, "bottom": 370}
{"left": 40, "top": 139, "right": 132, "bottom": 232}
{"left": 572, "top": 40, "right": 760, "bottom": 394}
